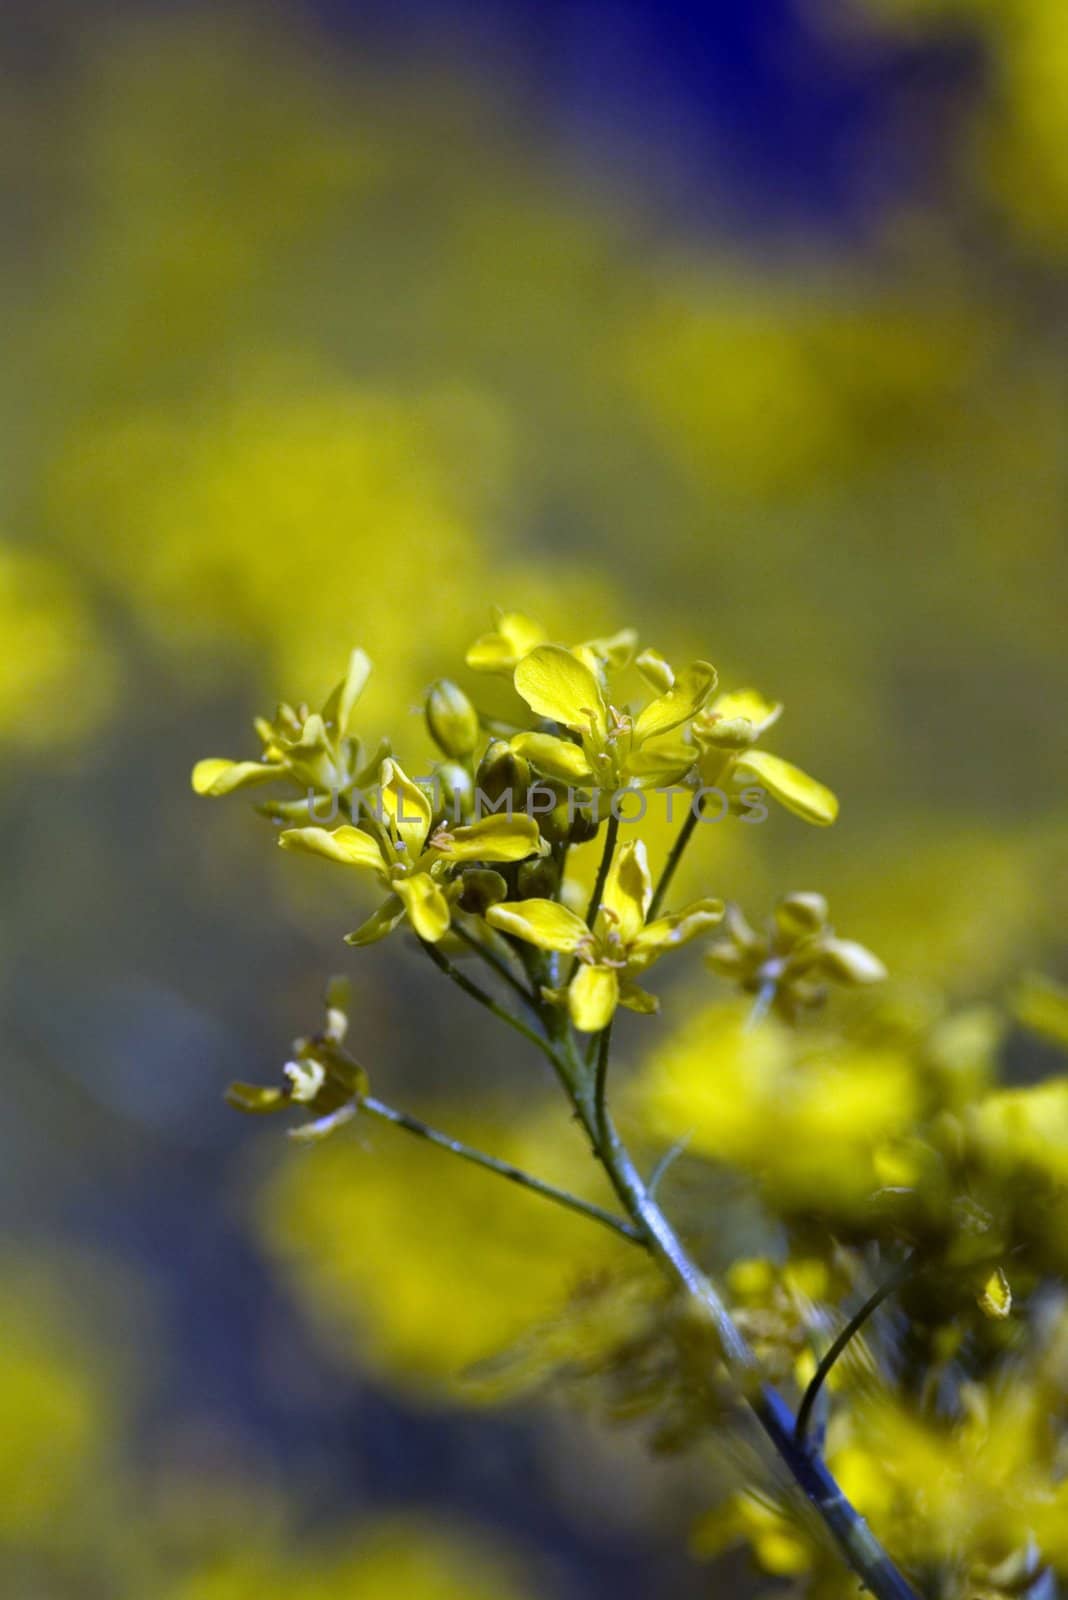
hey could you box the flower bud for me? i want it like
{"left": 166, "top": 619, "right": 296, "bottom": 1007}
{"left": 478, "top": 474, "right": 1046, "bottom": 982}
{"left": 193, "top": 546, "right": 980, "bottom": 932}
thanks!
{"left": 434, "top": 761, "right": 474, "bottom": 819}
{"left": 476, "top": 740, "right": 531, "bottom": 809}
{"left": 426, "top": 679, "right": 480, "bottom": 758}
{"left": 567, "top": 803, "right": 602, "bottom": 845}
{"left": 517, "top": 858, "right": 558, "bottom": 899}
{"left": 818, "top": 937, "right": 887, "bottom": 986}
{"left": 458, "top": 868, "right": 508, "bottom": 915}
{"left": 775, "top": 892, "right": 829, "bottom": 943}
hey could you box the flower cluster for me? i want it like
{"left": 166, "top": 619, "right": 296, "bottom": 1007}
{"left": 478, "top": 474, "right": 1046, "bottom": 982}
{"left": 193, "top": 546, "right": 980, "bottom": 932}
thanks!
{"left": 194, "top": 610, "right": 846, "bottom": 1053}
{"left": 194, "top": 609, "right": 1068, "bottom": 1600}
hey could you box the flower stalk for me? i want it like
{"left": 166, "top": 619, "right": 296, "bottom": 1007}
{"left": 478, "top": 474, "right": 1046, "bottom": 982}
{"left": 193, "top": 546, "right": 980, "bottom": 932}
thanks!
{"left": 201, "top": 612, "right": 918, "bottom": 1599}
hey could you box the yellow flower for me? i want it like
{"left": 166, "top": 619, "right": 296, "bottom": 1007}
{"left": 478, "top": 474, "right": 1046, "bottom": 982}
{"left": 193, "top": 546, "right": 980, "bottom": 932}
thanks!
{"left": 706, "top": 892, "right": 886, "bottom": 1022}
{"left": 487, "top": 838, "right": 723, "bottom": 1031}
{"left": 691, "top": 1490, "right": 814, "bottom": 1577}
{"left": 465, "top": 606, "right": 637, "bottom": 679}
{"left": 192, "top": 647, "right": 384, "bottom": 804}
{"left": 692, "top": 686, "right": 838, "bottom": 825}
{"left": 226, "top": 977, "right": 369, "bottom": 1140}
{"left": 279, "top": 758, "right": 546, "bottom": 945}
{"left": 510, "top": 643, "right": 717, "bottom": 791}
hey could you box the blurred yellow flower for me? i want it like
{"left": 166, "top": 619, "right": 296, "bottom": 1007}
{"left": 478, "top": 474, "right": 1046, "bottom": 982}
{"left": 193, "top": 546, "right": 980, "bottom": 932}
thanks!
{"left": 259, "top": 1104, "right": 631, "bottom": 1394}
{"left": 637, "top": 1002, "right": 919, "bottom": 1212}
{"left": 0, "top": 545, "right": 114, "bottom": 747}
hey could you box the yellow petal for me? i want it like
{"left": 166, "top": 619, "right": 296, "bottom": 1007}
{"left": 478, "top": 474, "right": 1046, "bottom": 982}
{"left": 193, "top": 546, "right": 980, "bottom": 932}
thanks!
{"left": 278, "top": 824, "right": 386, "bottom": 872}
{"left": 711, "top": 688, "right": 782, "bottom": 734}
{"left": 192, "top": 757, "right": 282, "bottom": 796}
{"left": 344, "top": 895, "right": 406, "bottom": 946}
{"left": 514, "top": 645, "right": 607, "bottom": 738}
{"left": 324, "top": 647, "right": 372, "bottom": 739}
{"left": 634, "top": 660, "right": 718, "bottom": 741}
{"left": 573, "top": 627, "right": 638, "bottom": 675}
{"left": 568, "top": 963, "right": 620, "bottom": 1032}
{"left": 510, "top": 730, "right": 594, "bottom": 784}
{"left": 226, "top": 1082, "right": 287, "bottom": 1113}
{"left": 379, "top": 758, "right": 432, "bottom": 856}
{"left": 629, "top": 898, "right": 725, "bottom": 971}
{"left": 978, "top": 1266, "right": 1012, "bottom": 1319}
{"left": 734, "top": 749, "right": 838, "bottom": 826}
{"left": 819, "top": 938, "right": 888, "bottom": 985}
{"left": 289, "top": 711, "right": 330, "bottom": 756}
{"left": 486, "top": 898, "right": 588, "bottom": 952}
{"left": 601, "top": 838, "right": 652, "bottom": 944}
{"left": 394, "top": 872, "right": 452, "bottom": 942}
{"left": 624, "top": 734, "right": 696, "bottom": 786}
{"left": 617, "top": 982, "right": 660, "bottom": 1015}
{"left": 433, "top": 813, "right": 545, "bottom": 863}
{"left": 635, "top": 648, "right": 675, "bottom": 694}
{"left": 466, "top": 609, "right": 546, "bottom": 674}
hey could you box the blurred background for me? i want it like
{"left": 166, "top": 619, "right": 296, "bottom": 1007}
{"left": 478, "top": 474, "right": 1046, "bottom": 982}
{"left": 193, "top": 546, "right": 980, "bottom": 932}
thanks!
{"left": 2, "top": 0, "right": 1065, "bottom": 1593}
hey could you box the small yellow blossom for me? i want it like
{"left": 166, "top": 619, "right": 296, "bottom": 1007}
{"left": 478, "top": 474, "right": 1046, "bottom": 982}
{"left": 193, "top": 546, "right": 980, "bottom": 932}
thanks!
{"left": 487, "top": 838, "right": 723, "bottom": 1031}
{"left": 693, "top": 687, "right": 838, "bottom": 825}
{"left": 280, "top": 757, "right": 546, "bottom": 945}
{"left": 192, "top": 647, "right": 383, "bottom": 803}
{"left": 510, "top": 642, "right": 716, "bottom": 791}
{"left": 706, "top": 893, "right": 886, "bottom": 1022}
{"left": 227, "top": 978, "right": 368, "bottom": 1140}
{"left": 465, "top": 606, "right": 637, "bottom": 680}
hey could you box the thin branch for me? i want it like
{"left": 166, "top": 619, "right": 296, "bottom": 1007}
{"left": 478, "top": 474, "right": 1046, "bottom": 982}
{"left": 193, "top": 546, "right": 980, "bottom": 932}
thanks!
{"left": 359, "top": 1094, "right": 644, "bottom": 1245}
{"left": 556, "top": 1024, "right": 920, "bottom": 1600}
{"left": 420, "top": 937, "right": 560, "bottom": 1068}
{"left": 452, "top": 919, "right": 540, "bottom": 1011}
{"left": 646, "top": 1133, "right": 692, "bottom": 1201}
{"left": 795, "top": 1253, "right": 918, "bottom": 1446}
{"left": 648, "top": 794, "right": 703, "bottom": 920}
{"left": 585, "top": 809, "right": 619, "bottom": 930}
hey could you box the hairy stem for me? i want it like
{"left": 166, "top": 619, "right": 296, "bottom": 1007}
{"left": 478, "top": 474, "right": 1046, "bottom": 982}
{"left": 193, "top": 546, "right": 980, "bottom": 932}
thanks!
{"left": 359, "top": 1094, "right": 643, "bottom": 1244}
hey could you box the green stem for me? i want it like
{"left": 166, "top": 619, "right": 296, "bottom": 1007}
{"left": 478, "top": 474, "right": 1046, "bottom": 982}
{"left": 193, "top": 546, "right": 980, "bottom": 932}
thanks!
{"left": 795, "top": 1253, "right": 917, "bottom": 1446}
{"left": 593, "top": 1021, "right": 612, "bottom": 1143}
{"left": 585, "top": 809, "right": 620, "bottom": 929}
{"left": 420, "top": 939, "right": 559, "bottom": 1068}
{"left": 559, "top": 1028, "right": 919, "bottom": 1600}
{"left": 359, "top": 1094, "right": 643, "bottom": 1245}
{"left": 648, "top": 794, "right": 702, "bottom": 919}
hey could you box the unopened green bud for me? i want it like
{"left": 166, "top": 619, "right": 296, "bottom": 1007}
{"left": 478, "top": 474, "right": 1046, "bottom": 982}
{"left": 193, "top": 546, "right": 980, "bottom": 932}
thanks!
{"left": 818, "top": 937, "right": 887, "bottom": 986}
{"left": 517, "top": 858, "right": 559, "bottom": 899}
{"left": 458, "top": 868, "right": 508, "bottom": 915}
{"left": 571, "top": 808, "right": 602, "bottom": 845}
{"left": 476, "top": 740, "right": 531, "bottom": 807}
{"left": 435, "top": 761, "right": 474, "bottom": 819}
{"left": 426, "top": 679, "right": 481, "bottom": 758}
{"left": 775, "top": 893, "right": 829, "bottom": 943}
